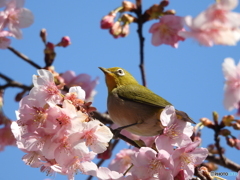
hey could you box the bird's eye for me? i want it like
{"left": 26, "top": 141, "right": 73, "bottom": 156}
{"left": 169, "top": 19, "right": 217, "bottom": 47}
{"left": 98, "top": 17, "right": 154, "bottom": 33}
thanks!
{"left": 116, "top": 69, "right": 125, "bottom": 76}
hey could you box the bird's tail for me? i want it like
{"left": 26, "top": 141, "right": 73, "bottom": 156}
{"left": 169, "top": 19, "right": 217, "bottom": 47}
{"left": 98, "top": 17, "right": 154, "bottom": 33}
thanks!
{"left": 175, "top": 110, "right": 196, "bottom": 124}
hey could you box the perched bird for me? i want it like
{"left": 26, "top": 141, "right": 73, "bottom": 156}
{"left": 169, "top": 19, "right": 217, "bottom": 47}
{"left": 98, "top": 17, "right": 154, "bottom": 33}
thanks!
{"left": 99, "top": 67, "right": 195, "bottom": 136}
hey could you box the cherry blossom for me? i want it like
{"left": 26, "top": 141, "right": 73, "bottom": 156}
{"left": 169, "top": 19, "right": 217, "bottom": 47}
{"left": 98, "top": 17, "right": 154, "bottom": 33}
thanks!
{"left": 179, "top": 0, "right": 240, "bottom": 46}
{"left": 0, "top": 0, "right": 34, "bottom": 39}
{"left": 0, "top": 30, "right": 14, "bottom": 49}
{"left": 131, "top": 147, "right": 174, "bottom": 180}
{"left": 11, "top": 69, "right": 112, "bottom": 180}
{"left": 172, "top": 140, "right": 208, "bottom": 179}
{"left": 149, "top": 15, "right": 185, "bottom": 48}
{"left": 97, "top": 167, "right": 125, "bottom": 180}
{"left": 155, "top": 105, "right": 193, "bottom": 152}
{"left": 61, "top": 70, "right": 99, "bottom": 101}
{"left": 222, "top": 58, "right": 240, "bottom": 111}
{"left": 30, "top": 69, "right": 63, "bottom": 107}
{"left": 109, "top": 149, "right": 136, "bottom": 174}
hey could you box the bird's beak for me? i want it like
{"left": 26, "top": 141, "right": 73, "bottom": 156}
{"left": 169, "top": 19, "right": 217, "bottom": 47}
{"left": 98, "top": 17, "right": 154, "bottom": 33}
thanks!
{"left": 98, "top": 67, "right": 110, "bottom": 74}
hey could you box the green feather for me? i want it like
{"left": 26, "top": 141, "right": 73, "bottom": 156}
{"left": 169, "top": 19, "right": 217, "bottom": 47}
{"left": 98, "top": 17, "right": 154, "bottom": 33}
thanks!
{"left": 115, "top": 84, "right": 172, "bottom": 108}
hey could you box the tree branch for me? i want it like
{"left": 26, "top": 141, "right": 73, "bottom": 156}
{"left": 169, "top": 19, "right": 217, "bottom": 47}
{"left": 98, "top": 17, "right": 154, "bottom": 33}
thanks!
{"left": 206, "top": 154, "right": 240, "bottom": 172}
{"left": 135, "top": 0, "right": 146, "bottom": 87}
{"left": 0, "top": 73, "right": 31, "bottom": 91}
{"left": 8, "top": 46, "right": 42, "bottom": 69}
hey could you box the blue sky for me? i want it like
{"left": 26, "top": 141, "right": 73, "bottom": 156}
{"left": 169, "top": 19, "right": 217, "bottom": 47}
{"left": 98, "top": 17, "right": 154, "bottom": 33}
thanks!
{"left": 1, "top": 0, "right": 240, "bottom": 180}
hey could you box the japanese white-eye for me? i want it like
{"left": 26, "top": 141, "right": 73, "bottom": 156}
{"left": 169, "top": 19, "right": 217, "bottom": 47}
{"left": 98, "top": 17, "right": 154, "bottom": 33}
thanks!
{"left": 99, "top": 67, "right": 195, "bottom": 136}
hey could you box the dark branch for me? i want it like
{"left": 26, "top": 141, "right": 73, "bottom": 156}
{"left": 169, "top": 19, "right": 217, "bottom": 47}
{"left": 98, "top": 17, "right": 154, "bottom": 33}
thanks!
{"left": 206, "top": 154, "right": 240, "bottom": 172}
{"left": 135, "top": 0, "right": 147, "bottom": 87}
{"left": 8, "top": 46, "right": 42, "bottom": 69}
{"left": 92, "top": 111, "right": 113, "bottom": 125}
{"left": 0, "top": 73, "right": 31, "bottom": 91}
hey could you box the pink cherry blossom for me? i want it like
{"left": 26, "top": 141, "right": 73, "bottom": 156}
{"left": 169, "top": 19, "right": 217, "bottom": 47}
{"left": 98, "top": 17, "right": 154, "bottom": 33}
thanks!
{"left": 149, "top": 15, "right": 185, "bottom": 48}
{"left": 61, "top": 70, "right": 98, "bottom": 101}
{"left": 131, "top": 147, "right": 174, "bottom": 180}
{"left": 172, "top": 140, "right": 208, "bottom": 179}
{"left": 97, "top": 167, "right": 124, "bottom": 180}
{"left": 222, "top": 58, "right": 240, "bottom": 111}
{"left": 155, "top": 106, "right": 193, "bottom": 152}
{"left": 30, "top": 69, "right": 63, "bottom": 107}
{"left": 69, "top": 119, "right": 113, "bottom": 153}
{"left": 109, "top": 149, "right": 136, "bottom": 174}
{"left": 179, "top": 0, "right": 240, "bottom": 46}
{"left": 0, "top": 0, "right": 34, "bottom": 39}
{"left": 0, "top": 30, "right": 14, "bottom": 49}
{"left": 12, "top": 69, "right": 113, "bottom": 180}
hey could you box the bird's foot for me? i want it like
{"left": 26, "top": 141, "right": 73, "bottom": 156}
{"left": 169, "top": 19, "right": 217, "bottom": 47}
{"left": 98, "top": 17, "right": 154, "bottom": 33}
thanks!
{"left": 112, "top": 122, "right": 139, "bottom": 138}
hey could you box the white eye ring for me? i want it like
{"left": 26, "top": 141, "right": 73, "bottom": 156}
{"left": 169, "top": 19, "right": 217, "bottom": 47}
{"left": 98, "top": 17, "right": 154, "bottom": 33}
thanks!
{"left": 116, "top": 69, "right": 125, "bottom": 76}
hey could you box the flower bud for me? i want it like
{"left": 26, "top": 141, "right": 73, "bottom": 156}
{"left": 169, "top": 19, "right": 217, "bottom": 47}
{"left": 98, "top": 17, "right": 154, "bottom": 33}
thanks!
{"left": 226, "top": 137, "right": 236, "bottom": 147}
{"left": 202, "top": 162, "right": 218, "bottom": 172}
{"left": 200, "top": 117, "right": 214, "bottom": 128}
{"left": 97, "top": 147, "right": 112, "bottom": 160}
{"left": 15, "top": 91, "right": 25, "bottom": 102}
{"left": 160, "top": 0, "right": 169, "bottom": 7}
{"left": 121, "top": 24, "right": 130, "bottom": 37}
{"left": 163, "top": 9, "right": 176, "bottom": 15}
{"left": 44, "top": 42, "right": 56, "bottom": 67}
{"left": 101, "top": 12, "right": 116, "bottom": 29}
{"left": 122, "top": 1, "right": 136, "bottom": 12}
{"left": 109, "top": 21, "right": 121, "bottom": 38}
{"left": 121, "top": 14, "right": 136, "bottom": 24}
{"left": 56, "top": 36, "right": 71, "bottom": 47}
{"left": 219, "top": 129, "right": 231, "bottom": 136}
{"left": 145, "top": 4, "right": 163, "bottom": 19}
{"left": 233, "top": 122, "right": 240, "bottom": 130}
{"left": 222, "top": 115, "right": 234, "bottom": 126}
{"left": 40, "top": 28, "right": 47, "bottom": 43}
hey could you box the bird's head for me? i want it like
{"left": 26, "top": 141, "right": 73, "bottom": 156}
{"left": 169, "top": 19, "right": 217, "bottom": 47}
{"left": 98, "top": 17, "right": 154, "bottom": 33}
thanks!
{"left": 99, "top": 67, "right": 138, "bottom": 92}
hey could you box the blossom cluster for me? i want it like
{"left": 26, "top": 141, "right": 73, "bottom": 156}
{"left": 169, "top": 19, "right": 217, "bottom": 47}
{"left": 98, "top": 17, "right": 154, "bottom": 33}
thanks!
{"left": 179, "top": 0, "right": 240, "bottom": 46}
{"left": 11, "top": 69, "right": 113, "bottom": 180}
{"left": 11, "top": 69, "right": 208, "bottom": 179}
{"left": 99, "top": 106, "right": 208, "bottom": 180}
{"left": 0, "top": 0, "right": 34, "bottom": 49}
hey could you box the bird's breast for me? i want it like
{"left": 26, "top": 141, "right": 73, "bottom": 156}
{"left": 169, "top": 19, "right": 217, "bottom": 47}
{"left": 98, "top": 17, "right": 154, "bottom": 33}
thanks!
{"left": 107, "top": 92, "right": 164, "bottom": 136}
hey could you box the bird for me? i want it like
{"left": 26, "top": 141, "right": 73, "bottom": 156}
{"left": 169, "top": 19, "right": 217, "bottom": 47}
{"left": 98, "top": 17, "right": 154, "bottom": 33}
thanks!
{"left": 99, "top": 67, "right": 195, "bottom": 136}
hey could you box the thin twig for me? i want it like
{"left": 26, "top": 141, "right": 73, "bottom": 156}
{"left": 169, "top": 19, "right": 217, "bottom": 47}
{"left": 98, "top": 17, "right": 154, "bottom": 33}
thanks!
{"left": 212, "top": 112, "right": 227, "bottom": 165}
{"left": 135, "top": 0, "right": 147, "bottom": 87}
{"left": 207, "top": 154, "right": 240, "bottom": 172}
{"left": 117, "top": 133, "right": 140, "bottom": 148}
{"left": 8, "top": 46, "right": 42, "bottom": 69}
{"left": 92, "top": 111, "right": 113, "bottom": 125}
{"left": 0, "top": 73, "right": 31, "bottom": 91}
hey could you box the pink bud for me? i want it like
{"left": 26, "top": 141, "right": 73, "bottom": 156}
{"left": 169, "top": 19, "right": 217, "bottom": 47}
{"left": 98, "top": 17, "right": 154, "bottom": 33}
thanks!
{"left": 121, "top": 24, "right": 130, "bottom": 37}
{"left": 60, "top": 36, "right": 71, "bottom": 47}
{"left": 97, "top": 147, "right": 112, "bottom": 160}
{"left": 101, "top": 13, "right": 116, "bottom": 29}
{"left": 122, "top": 1, "right": 136, "bottom": 11}
{"left": 46, "top": 42, "right": 55, "bottom": 50}
{"left": 109, "top": 21, "right": 121, "bottom": 38}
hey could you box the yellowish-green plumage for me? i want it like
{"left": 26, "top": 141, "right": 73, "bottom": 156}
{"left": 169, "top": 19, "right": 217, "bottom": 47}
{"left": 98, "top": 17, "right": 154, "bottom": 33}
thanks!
{"left": 99, "top": 67, "right": 195, "bottom": 136}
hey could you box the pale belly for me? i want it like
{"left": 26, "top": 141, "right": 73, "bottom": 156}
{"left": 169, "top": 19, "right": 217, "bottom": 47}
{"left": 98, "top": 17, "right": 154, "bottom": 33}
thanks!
{"left": 107, "top": 93, "right": 164, "bottom": 136}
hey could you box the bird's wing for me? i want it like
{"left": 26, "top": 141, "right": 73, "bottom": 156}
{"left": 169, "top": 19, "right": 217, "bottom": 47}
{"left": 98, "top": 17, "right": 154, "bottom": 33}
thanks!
{"left": 116, "top": 84, "right": 172, "bottom": 108}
